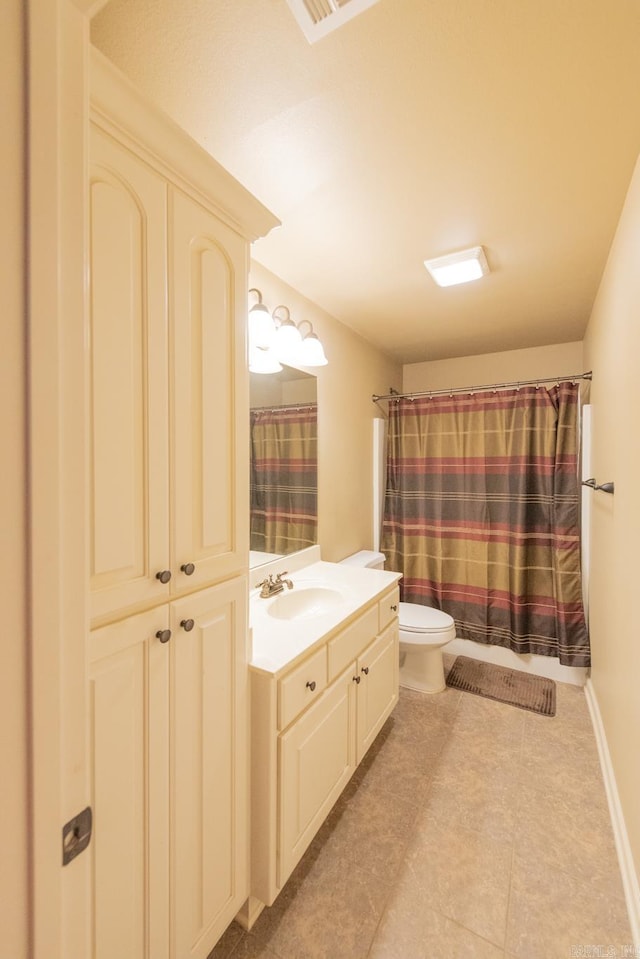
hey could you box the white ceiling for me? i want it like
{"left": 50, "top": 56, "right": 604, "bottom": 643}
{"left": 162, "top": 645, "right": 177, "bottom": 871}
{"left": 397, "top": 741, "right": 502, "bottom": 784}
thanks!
{"left": 92, "top": 0, "right": 640, "bottom": 364}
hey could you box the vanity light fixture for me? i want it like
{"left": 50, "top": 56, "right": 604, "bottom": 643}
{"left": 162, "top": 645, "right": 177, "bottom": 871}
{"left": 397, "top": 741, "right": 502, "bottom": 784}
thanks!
{"left": 248, "top": 288, "right": 276, "bottom": 349}
{"left": 247, "top": 288, "right": 328, "bottom": 370}
{"left": 272, "top": 305, "right": 303, "bottom": 363}
{"left": 424, "top": 245, "right": 490, "bottom": 287}
{"left": 297, "top": 321, "right": 328, "bottom": 366}
{"left": 248, "top": 345, "right": 283, "bottom": 375}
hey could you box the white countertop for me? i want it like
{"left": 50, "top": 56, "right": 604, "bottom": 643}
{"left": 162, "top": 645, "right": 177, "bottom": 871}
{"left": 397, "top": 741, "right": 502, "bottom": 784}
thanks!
{"left": 249, "top": 558, "right": 401, "bottom": 676}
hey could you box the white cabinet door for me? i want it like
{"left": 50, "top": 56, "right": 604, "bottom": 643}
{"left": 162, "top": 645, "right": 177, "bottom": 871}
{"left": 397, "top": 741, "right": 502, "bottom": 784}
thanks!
{"left": 89, "top": 136, "right": 251, "bottom": 622}
{"left": 89, "top": 127, "right": 170, "bottom": 625}
{"left": 88, "top": 607, "right": 171, "bottom": 959}
{"left": 170, "top": 188, "right": 249, "bottom": 594}
{"left": 356, "top": 622, "right": 399, "bottom": 764}
{"left": 170, "top": 577, "right": 249, "bottom": 959}
{"left": 279, "top": 665, "right": 357, "bottom": 886}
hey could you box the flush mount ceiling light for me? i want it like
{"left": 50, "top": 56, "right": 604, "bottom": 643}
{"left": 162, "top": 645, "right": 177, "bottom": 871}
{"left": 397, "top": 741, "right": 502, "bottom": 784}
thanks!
{"left": 424, "top": 246, "right": 490, "bottom": 288}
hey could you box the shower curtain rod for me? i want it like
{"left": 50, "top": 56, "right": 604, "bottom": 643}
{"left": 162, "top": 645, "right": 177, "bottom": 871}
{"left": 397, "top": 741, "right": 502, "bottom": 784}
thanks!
{"left": 372, "top": 371, "right": 592, "bottom": 404}
{"left": 251, "top": 401, "right": 318, "bottom": 413}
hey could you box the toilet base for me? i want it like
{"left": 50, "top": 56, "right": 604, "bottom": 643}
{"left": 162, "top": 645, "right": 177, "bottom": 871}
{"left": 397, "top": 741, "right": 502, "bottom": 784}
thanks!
{"left": 399, "top": 645, "right": 446, "bottom": 694}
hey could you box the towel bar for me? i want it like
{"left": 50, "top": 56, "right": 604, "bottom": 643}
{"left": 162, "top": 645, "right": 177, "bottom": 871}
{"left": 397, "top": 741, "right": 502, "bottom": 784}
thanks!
{"left": 582, "top": 478, "right": 614, "bottom": 494}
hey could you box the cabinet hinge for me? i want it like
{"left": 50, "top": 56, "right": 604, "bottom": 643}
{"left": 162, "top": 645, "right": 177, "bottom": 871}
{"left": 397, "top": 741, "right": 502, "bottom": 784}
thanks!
{"left": 62, "top": 806, "right": 92, "bottom": 866}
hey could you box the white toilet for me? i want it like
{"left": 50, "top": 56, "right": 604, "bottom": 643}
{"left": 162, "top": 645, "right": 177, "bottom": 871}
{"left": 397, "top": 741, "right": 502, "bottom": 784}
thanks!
{"left": 340, "top": 551, "right": 456, "bottom": 693}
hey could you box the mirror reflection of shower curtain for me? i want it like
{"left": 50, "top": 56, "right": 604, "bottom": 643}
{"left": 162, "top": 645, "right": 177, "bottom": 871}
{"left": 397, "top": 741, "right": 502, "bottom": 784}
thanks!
{"left": 580, "top": 405, "right": 592, "bottom": 627}
{"left": 381, "top": 382, "right": 590, "bottom": 667}
{"left": 250, "top": 405, "right": 317, "bottom": 555}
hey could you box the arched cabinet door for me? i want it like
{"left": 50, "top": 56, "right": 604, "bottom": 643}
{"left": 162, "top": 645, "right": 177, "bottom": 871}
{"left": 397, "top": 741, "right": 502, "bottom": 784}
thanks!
{"left": 89, "top": 126, "right": 170, "bottom": 625}
{"left": 169, "top": 187, "right": 249, "bottom": 595}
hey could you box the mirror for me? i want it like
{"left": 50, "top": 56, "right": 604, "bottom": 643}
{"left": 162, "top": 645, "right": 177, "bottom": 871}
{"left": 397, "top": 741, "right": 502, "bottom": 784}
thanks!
{"left": 249, "top": 364, "right": 318, "bottom": 569}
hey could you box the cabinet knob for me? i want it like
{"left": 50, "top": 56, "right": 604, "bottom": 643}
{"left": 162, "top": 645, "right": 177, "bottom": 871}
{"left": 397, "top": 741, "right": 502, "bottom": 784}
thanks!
{"left": 361, "top": 666, "right": 369, "bottom": 675}
{"left": 353, "top": 675, "right": 361, "bottom": 685}
{"left": 306, "top": 681, "right": 316, "bottom": 692}
{"left": 180, "top": 562, "right": 196, "bottom": 576}
{"left": 180, "top": 618, "right": 195, "bottom": 632}
{"left": 390, "top": 604, "right": 398, "bottom": 612}
{"left": 156, "top": 569, "right": 172, "bottom": 584}
{"left": 155, "top": 629, "right": 171, "bottom": 644}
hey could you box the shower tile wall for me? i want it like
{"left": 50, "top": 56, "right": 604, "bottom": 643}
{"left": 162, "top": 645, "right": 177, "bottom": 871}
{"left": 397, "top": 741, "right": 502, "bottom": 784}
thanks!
{"left": 210, "top": 657, "right": 632, "bottom": 959}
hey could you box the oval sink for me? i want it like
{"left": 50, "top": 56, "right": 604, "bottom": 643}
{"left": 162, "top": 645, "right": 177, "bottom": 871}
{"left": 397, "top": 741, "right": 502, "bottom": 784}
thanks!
{"left": 267, "top": 587, "right": 344, "bottom": 621}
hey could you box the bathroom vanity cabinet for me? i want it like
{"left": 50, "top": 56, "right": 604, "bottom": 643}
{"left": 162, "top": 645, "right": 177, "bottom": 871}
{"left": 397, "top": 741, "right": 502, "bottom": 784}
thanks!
{"left": 86, "top": 49, "right": 278, "bottom": 959}
{"left": 246, "top": 583, "right": 400, "bottom": 919}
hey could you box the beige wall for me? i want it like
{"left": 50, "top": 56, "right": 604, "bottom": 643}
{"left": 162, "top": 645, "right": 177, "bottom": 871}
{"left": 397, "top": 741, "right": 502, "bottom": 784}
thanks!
{"left": 250, "top": 262, "right": 402, "bottom": 561}
{"left": 403, "top": 341, "right": 584, "bottom": 393}
{"left": 1, "top": 0, "right": 29, "bottom": 953}
{"left": 584, "top": 156, "right": 640, "bottom": 882}
{"left": 249, "top": 370, "right": 316, "bottom": 408}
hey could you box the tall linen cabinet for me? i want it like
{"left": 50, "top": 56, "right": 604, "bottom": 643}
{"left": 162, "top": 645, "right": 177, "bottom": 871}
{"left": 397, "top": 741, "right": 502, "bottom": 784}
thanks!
{"left": 87, "top": 50, "right": 278, "bottom": 959}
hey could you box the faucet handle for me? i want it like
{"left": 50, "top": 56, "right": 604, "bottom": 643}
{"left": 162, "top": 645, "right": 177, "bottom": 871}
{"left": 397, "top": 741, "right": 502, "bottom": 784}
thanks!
{"left": 276, "top": 571, "right": 294, "bottom": 590}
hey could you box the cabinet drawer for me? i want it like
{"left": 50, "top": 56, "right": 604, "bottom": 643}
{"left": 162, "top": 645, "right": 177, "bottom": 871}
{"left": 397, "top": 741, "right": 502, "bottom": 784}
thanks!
{"left": 327, "top": 606, "right": 378, "bottom": 682}
{"left": 278, "top": 646, "right": 327, "bottom": 730}
{"left": 378, "top": 586, "right": 400, "bottom": 632}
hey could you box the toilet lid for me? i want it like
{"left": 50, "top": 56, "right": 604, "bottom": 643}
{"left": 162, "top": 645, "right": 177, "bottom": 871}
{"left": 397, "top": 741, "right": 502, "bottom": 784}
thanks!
{"left": 399, "top": 602, "right": 454, "bottom": 633}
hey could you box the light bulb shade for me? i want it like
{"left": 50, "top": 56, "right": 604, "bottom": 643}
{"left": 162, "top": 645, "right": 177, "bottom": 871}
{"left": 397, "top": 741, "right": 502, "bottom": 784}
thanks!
{"left": 298, "top": 332, "right": 328, "bottom": 367}
{"left": 273, "top": 319, "right": 303, "bottom": 363}
{"left": 249, "top": 303, "right": 275, "bottom": 349}
{"left": 248, "top": 346, "right": 282, "bottom": 374}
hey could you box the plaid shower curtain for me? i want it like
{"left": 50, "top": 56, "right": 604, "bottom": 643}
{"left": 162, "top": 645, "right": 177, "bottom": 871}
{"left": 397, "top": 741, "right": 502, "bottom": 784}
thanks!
{"left": 250, "top": 405, "right": 317, "bottom": 555}
{"left": 381, "top": 382, "right": 590, "bottom": 666}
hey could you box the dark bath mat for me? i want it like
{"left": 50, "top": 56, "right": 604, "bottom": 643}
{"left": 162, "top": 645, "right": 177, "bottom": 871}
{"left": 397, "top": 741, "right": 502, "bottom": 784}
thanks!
{"left": 446, "top": 655, "right": 556, "bottom": 716}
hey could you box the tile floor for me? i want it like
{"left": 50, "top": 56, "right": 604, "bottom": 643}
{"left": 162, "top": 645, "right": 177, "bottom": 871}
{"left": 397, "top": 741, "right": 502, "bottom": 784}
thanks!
{"left": 210, "top": 656, "right": 632, "bottom": 959}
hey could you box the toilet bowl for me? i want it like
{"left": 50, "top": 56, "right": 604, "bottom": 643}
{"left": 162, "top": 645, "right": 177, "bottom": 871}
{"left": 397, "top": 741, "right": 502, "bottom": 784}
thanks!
{"left": 397, "top": 601, "right": 456, "bottom": 693}
{"left": 339, "top": 551, "right": 456, "bottom": 694}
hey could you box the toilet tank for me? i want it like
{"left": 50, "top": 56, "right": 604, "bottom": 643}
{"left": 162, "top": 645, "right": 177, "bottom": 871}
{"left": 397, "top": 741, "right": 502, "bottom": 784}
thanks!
{"left": 339, "top": 550, "right": 385, "bottom": 570}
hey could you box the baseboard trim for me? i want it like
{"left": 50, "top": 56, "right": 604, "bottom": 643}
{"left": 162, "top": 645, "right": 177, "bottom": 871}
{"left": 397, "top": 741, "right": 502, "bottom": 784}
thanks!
{"left": 585, "top": 678, "right": 640, "bottom": 947}
{"left": 235, "top": 895, "right": 265, "bottom": 931}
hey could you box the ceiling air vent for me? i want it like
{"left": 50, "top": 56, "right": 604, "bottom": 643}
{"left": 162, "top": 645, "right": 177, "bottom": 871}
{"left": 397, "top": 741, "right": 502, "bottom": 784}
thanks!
{"left": 285, "top": 0, "right": 382, "bottom": 43}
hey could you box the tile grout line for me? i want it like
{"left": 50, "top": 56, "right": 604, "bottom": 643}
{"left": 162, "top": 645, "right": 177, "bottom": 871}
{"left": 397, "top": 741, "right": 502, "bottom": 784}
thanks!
{"left": 215, "top": 683, "right": 625, "bottom": 958}
{"left": 500, "top": 704, "right": 529, "bottom": 956}
{"left": 363, "top": 692, "right": 462, "bottom": 958}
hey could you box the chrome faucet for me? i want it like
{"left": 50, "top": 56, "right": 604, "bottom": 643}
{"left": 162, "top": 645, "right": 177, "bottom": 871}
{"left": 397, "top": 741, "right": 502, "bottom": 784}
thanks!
{"left": 258, "top": 571, "right": 294, "bottom": 598}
